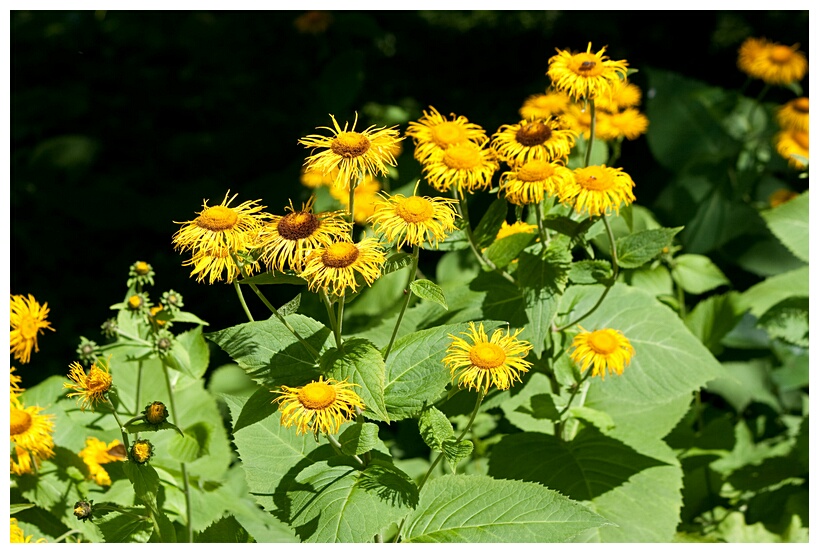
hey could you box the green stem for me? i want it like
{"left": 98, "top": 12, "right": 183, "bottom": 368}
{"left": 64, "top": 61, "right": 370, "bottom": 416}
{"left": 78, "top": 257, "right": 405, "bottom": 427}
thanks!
{"left": 383, "top": 245, "right": 419, "bottom": 360}
{"left": 104, "top": 397, "right": 131, "bottom": 451}
{"left": 563, "top": 378, "right": 591, "bottom": 441}
{"left": 348, "top": 172, "right": 363, "bottom": 238}
{"left": 233, "top": 280, "right": 254, "bottom": 322}
{"left": 115, "top": 329, "right": 151, "bottom": 346}
{"left": 336, "top": 293, "right": 346, "bottom": 349}
{"left": 53, "top": 529, "right": 82, "bottom": 543}
{"left": 161, "top": 362, "right": 193, "bottom": 543}
{"left": 321, "top": 291, "right": 342, "bottom": 349}
{"left": 135, "top": 361, "right": 143, "bottom": 417}
{"left": 326, "top": 433, "right": 365, "bottom": 468}
{"left": 583, "top": 99, "right": 596, "bottom": 167}
{"left": 556, "top": 371, "right": 592, "bottom": 440}
{"left": 454, "top": 187, "right": 516, "bottom": 284}
{"left": 535, "top": 200, "right": 548, "bottom": 249}
{"left": 608, "top": 137, "right": 623, "bottom": 166}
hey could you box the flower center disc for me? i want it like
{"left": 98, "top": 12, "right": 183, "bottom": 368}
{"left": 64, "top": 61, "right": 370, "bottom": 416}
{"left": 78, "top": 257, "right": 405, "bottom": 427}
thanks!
{"left": 88, "top": 368, "right": 112, "bottom": 394}
{"left": 10, "top": 408, "right": 33, "bottom": 436}
{"left": 517, "top": 160, "right": 555, "bottom": 182}
{"left": 322, "top": 242, "right": 360, "bottom": 268}
{"left": 443, "top": 144, "right": 481, "bottom": 170}
{"left": 331, "top": 132, "right": 371, "bottom": 159}
{"left": 793, "top": 98, "right": 809, "bottom": 113}
{"left": 769, "top": 45, "right": 794, "bottom": 64}
{"left": 135, "top": 262, "right": 150, "bottom": 275}
{"left": 128, "top": 295, "right": 142, "bottom": 310}
{"left": 576, "top": 167, "right": 614, "bottom": 191}
{"left": 396, "top": 196, "right": 434, "bottom": 223}
{"left": 298, "top": 381, "right": 337, "bottom": 409}
{"left": 278, "top": 211, "right": 321, "bottom": 240}
{"left": 793, "top": 131, "right": 809, "bottom": 150}
{"left": 587, "top": 330, "right": 619, "bottom": 354}
{"left": 570, "top": 54, "right": 604, "bottom": 76}
{"left": 515, "top": 120, "right": 553, "bottom": 147}
{"left": 19, "top": 315, "right": 39, "bottom": 340}
{"left": 431, "top": 122, "right": 467, "bottom": 147}
{"left": 469, "top": 342, "right": 506, "bottom": 369}
{"left": 133, "top": 442, "right": 151, "bottom": 462}
{"left": 197, "top": 205, "right": 239, "bottom": 231}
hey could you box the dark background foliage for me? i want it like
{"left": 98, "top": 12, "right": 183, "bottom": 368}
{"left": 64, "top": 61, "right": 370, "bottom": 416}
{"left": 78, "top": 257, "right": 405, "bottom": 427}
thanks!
{"left": 10, "top": 10, "right": 809, "bottom": 384}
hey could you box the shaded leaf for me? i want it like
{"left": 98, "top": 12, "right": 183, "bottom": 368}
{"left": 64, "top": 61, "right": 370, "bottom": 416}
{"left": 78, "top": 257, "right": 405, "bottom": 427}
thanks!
{"left": 615, "top": 227, "right": 682, "bottom": 269}
{"left": 410, "top": 279, "right": 448, "bottom": 310}
{"left": 321, "top": 338, "right": 389, "bottom": 421}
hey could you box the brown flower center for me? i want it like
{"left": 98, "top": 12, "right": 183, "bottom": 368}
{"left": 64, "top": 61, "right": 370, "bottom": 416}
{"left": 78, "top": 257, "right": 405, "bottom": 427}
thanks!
{"left": 277, "top": 211, "right": 321, "bottom": 240}
{"left": 469, "top": 342, "right": 506, "bottom": 369}
{"left": 19, "top": 315, "right": 39, "bottom": 340}
{"left": 587, "top": 330, "right": 618, "bottom": 354}
{"left": 298, "top": 381, "right": 337, "bottom": 409}
{"left": 515, "top": 120, "right": 553, "bottom": 147}
{"left": 331, "top": 132, "right": 371, "bottom": 158}
{"left": 576, "top": 167, "right": 614, "bottom": 191}
{"left": 197, "top": 205, "right": 239, "bottom": 231}
{"left": 517, "top": 160, "right": 556, "bottom": 182}
{"left": 107, "top": 443, "right": 127, "bottom": 460}
{"left": 793, "top": 97, "right": 809, "bottom": 113}
{"left": 769, "top": 45, "right": 794, "bottom": 64}
{"left": 395, "top": 196, "right": 435, "bottom": 223}
{"left": 443, "top": 144, "right": 482, "bottom": 170}
{"left": 431, "top": 121, "right": 467, "bottom": 147}
{"left": 10, "top": 407, "right": 33, "bottom": 436}
{"left": 322, "top": 242, "right": 360, "bottom": 268}
{"left": 792, "top": 131, "right": 809, "bottom": 150}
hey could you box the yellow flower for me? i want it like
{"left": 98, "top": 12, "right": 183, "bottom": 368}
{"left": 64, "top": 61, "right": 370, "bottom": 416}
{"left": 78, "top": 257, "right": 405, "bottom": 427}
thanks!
{"left": 173, "top": 191, "right": 267, "bottom": 256}
{"left": 547, "top": 43, "right": 629, "bottom": 102}
{"left": 10, "top": 518, "right": 38, "bottom": 543}
{"left": 274, "top": 376, "right": 365, "bottom": 436}
{"left": 443, "top": 322, "right": 533, "bottom": 394}
{"left": 738, "top": 37, "right": 808, "bottom": 86}
{"left": 369, "top": 192, "right": 459, "bottom": 250}
{"left": 594, "top": 79, "right": 643, "bottom": 112}
{"left": 300, "top": 165, "right": 338, "bottom": 189}
{"left": 257, "top": 198, "right": 351, "bottom": 273}
{"left": 491, "top": 118, "right": 577, "bottom": 166}
{"left": 64, "top": 358, "right": 113, "bottom": 411}
{"left": 774, "top": 128, "right": 809, "bottom": 169}
{"left": 10, "top": 366, "right": 24, "bottom": 400}
{"left": 406, "top": 106, "right": 489, "bottom": 163}
{"left": 130, "top": 438, "right": 154, "bottom": 464}
{"left": 10, "top": 294, "right": 54, "bottom": 365}
{"left": 10, "top": 398, "right": 55, "bottom": 475}
{"left": 560, "top": 103, "right": 594, "bottom": 139}
{"left": 569, "top": 326, "right": 635, "bottom": 379}
{"left": 182, "top": 243, "right": 260, "bottom": 285}
{"left": 300, "top": 113, "right": 402, "bottom": 189}
{"left": 300, "top": 238, "right": 386, "bottom": 297}
{"left": 776, "top": 97, "right": 809, "bottom": 133}
{"left": 500, "top": 159, "right": 576, "bottom": 206}
{"left": 496, "top": 221, "right": 537, "bottom": 241}
{"left": 561, "top": 165, "right": 636, "bottom": 217}
{"left": 595, "top": 108, "right": 649, "bottom": 141}
{"left": 519, "top": 91, "right": 572, "bottom": 120}
{"left": 422, "top": 140, "right": 499, "bottom": 193}
{"left": 769, "top": 188, "right": 799, "bottom": 208}
{"left": 329, "top": 174, "right": 383, "bottom": 224}
{"left": 78, "top": 437, "right": 126, "bottom": 487}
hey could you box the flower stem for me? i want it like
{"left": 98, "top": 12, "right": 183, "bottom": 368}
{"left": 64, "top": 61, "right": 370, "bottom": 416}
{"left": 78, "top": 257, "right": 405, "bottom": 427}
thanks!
{"left": 115, "top": 329, "right": 152, "bottom": 346}
{"left": 336, "top": 293, "right": 346, "bottom": 349}
{"left": 326, "top": 432, "right": 365, "bottom": 468}
{"left": 454, "top": 187, "right": 516, "bottom": 284}
{"left": 563, "top": 378, "right": 591, "bottom": 441}
{"left": 135, "top": 361, "right": 143, "bottom": 417}
{"left": 583, "top": 98, "right": 597, "bottom": 167}
{"left": 556, "top": 370, "right": 592, "bottom": 440}
{"left": 161, "top": 361, "right": 193, "bottom": 543}
{"left": 321, "top": 291, "right": 342, "bottom": 349}
{"left": 348, "top": 172, "right": 363, "bottom": 238}
{"left": 233, "top": 280, "right": 254, "bottom": 322}
{"left": 535, "top": 200, "right": 548, "bottom": 248}
{"left": 104, "top": 397, "right": 131, "bottom": 451}
{"left": 383, "top": 245, "right": 419, "bottom": 360}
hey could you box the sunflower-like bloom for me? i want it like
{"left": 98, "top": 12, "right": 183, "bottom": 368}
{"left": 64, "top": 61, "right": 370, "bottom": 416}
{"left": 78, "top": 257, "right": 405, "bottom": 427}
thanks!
{"left": 78, "top": 437, "right": 127, "bottom": 487}
{"left": 10, "top": 294, "right": 54, "bottom": 364}
{"left": 774, "top": 128, "right": 809, "bottom": 169}
{"left": 491, "top": 118, "right": 577, "bottom": 166}
{"left": 10, "top": 518, "right": 45, "bottom": 543}
{"left": 422, "top": 140, "right": 499, "bottom": 193}
{"left": 299, "top": 113, "right": 402, "bottom": 190}
{"left": 130, "top": 439, "right": 154, "bottom": 464}
{"left": 10, "top": 397, "right": 55, "bottom": 475}
{"left": 274, "top": 376, "right": 365, "bottom": 437}
{"left": 769, "top": 188, "right": 799, "bottom": 208}
{"left": 737, "top": 37, "right": 808, "bottom": 86}
{"left": 406, "top": 106, "right": 489, "bottom": 163}
{"left": 329, "top": 174, "right": 383, "bottom": 224}
{"left": 500, "top": 159, "right": 575, "bottom": 206}
{"left": 594, "top": 108, "right": 649, "bottom": 141}
{"left": 370, "top": 193, "right": 459, "bottom": 250}
{"left": 443, "top": 322, "right": 533, "bottom": 394}
{"left": 569, "top": 326, "right": 635, "bottom": 380}
{"left": 257, "top": 198, "right": 351, "bottom": 273}
{"left": 173, "top": 191, "right": 267, "bottom": 260}
{"left": 519, "top": 91, "right": 572, "bottom": 120}
{"left": 560, "top": 165, "right": 636, "bottom": 217}
{"left": 300, "top": 165, "right": 339, "bottom": 189}
{"left": 496, "top": 221, "right": 537, "bottom": 241}
{"left": 300, "top": 238, "right": 386, "bottom": 297}
{"left": 560, "top": 103, "right": 593, "bottom": 139}
{"left": 547, "top": 43, "right": 629, "bottom": 102}
{"left": 182, "top": 243, "right": 260, "bottom": 285}
{"left": 594, "top": 79, "right": 643, "bottom": 112}
{"left": 776, "top": 97, "right": 809, "bottom": 133}
{"left": 64, "top": 358, "right": 113, "bottom": 411}
{"left": 10, "top": 366, "right": 24, "bottom": 398}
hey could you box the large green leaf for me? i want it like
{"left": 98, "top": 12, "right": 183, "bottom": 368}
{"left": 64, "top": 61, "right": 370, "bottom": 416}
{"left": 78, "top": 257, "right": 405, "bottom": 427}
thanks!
{"left": 436, "top": 271, "right": 527, "bottom": 328}
{"left": 757, "top": 297, "right": 809, "bottom": 347}
{"left": 473, "top": 197, "right": 508, "bottom": 249}
{"left": 97, "top": 511, "right": 154, "bottom": 543}
{"left": 484, "top": 231, "right": 536, "bottom": 269}
{"left": 402, "top": 474, "right": 609, "bottom": 542}
{"left": 671, "top": 254, "right": 730, "bottom": 294}
{"left": 760, "top": 191, "right": 808, "bottom": 263}
{"left": 321, "top": 338, "right": 389, "bottom": 421}
{"left": 684, "top": 291, "right": 744, "bottom": 355}
{"left": 738, "top": 266, "right": 809, "bottom": 317}
{"left": 615, "top": 227, "right": 682, "bottom": 269}
{"left": 169, "top": 325, "right": 210, "bottom": 380}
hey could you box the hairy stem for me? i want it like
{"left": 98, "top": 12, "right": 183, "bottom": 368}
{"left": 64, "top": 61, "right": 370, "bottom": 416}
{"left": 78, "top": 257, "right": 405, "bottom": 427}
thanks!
{"left": 383, "top": 245, "right": 419, "bottom": 360}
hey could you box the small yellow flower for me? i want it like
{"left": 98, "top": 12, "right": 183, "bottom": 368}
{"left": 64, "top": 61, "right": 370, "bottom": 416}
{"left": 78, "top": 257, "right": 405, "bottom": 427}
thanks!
{"left": 329, "top": 174, "right": 383, "bottom": 224}
{"left": 594, "top": 79, "right": 643, "bottom": 112}
{"left": 78, "top": 437, "right": 126, "bottom": 486}
{"left": 594, "top": 108, "right": 649, "bottom": 141}
{"left": 495, "top": 221, "right": 537, "bottom": 241}
{"left": 369, "top": 192, "right": 460, "bottom": 250}
{"left": 500, "top": 158, "right": 576, "bottom": 206}
{"left": 64, "top": 358, "right": 113, "bottom": 411}
{"left": 422, "top": 140, "right": 499, "bottom": 193}
{"left": 10, "top": 294, "right": 54, "bottom": 364}
{"left": 560, "top": 165, "right": 636, "bottom": 217}
{"left": 519, "top": 91, "right": 572, "bottom": 120}
{"left": 10, "top": 397, "right": 55, "bottom": 475}
{"left": 776, "top": 97, "right": 809, "bottom": 133}
{"left": 172, "top": 191, "right": 267, "bottom": 256}
{"left": 560, "top": 102, "right": 594, "bottom": 139}
{"left": 443, "top": 322, "right": 533, "bottom": 394}
{"left": 130, "top": 438, "right": 154, "bottom": 464}
{"left": 738, "top": 37, "right": 808, "bottom": 86}
{"left": 182, "top": 243, "right": 260, "bottom": 285}
{"left": 768, "top": 188, "right": 799, "bottom": 208}
{"left": 274, "top": 376, "right": 365, "bottom": 437}
{"left": 300, "top": 165, "right": 338, "bottom": 189}
{"left": 10, "top": 366, "right": 24, "bottom": 399}
{"left": 774, "top": 128, "right": 809, "bottom": 169}
{"left": 547, "top": 42, "right": 629, "bottom": 102}
{"left": 257, "top": 198, "right": 351, "bottom": 273}
{"left": 11, "top": 518, "right": 37, "bottom": 543}
{"left": 299, "top": 113, "right": 402, "bottom": 189}
{"left": 406, "top": 106, "right": 489, "bottom": 163}
{"left": 300, "top": 238, "right": 386, "bottom": 297}
{"left": 569, "top": 326, "right": 635, "bottom": 379}
{"left": 491, "top": 118, "right": 577, "bottom": 166}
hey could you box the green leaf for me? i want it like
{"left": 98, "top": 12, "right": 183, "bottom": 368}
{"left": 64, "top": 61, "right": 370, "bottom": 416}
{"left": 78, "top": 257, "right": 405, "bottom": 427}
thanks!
{"left": 761, "top": 191, "right": 808, "bottom": 262}
{"left": 123, "top": 461, "right": 160, "bottom": 503}
{"left": 501, "top": 372, "right": 559, "bottom": 433}
{"left": 338, "top": 422, "right": 387, "bottom": 456}
{"left": 232, "top": 386, "right": 278, "bottom": 433}
{"left": 170, "top": 325, "right": 210, "bottom": 379}
{"left": 627, "top": 264, "right": 674, "bottom": 297}
{"left": 410, "top": 279, "right": 448, "bottom": 310}
{"left": 206, "top": 314, "right": 333, "bottom": 388}
{"left": 684, "top": 291, "right": 743, "bottom": 355}
{"left": 484, "top": 231, "right": 536, "bottom": 269}
{"left": 124, "top": 419, "right": 184, "bottom": 436}
{"left": 196, "top": 516, "right": 251, "bottom": 543}
{"left": 440, "top": 438, "right": 473, "bottom": 470}
{"left": 437, "top": 272, "right": 527, "bottom": 328}
{"left": 434, "top": 226, "right": 469, "bottom": 251}
{"left": 238, "top": 272, "right": 308, "bottom": 286}
{"left": 97, "top": 512, "right": 154, "bottom": 543}
{"left": 168, "top": 310, "right": 210, "bottom": 326}
{"left": 568, "top": 406, "right": 615, "bottom": 432}
{"left": 473, "top": 197, "right": 508, "bottom": 249}
{"left": 615, "top": 227, "right": 682, "bottom": 269}
{"left": 277, "top": 294, "right": 301, "bottom": 317}
{"left": 9, "top": 503, "right": 35, "bottom": 515}
{"left": 282, "top": 460, "right": 417, "bottom": 542}
{"left": 738, "top": 266, "right": 809, "bottom": 317}
{"left": 569, "top": 260, "right": 612, "bottom": 285}
{"left": 321, "top": 338, "right": 389, "bottom": 421}
{"left": 757, "top": 297, "right": 809, "bottom": 347}
{"left": 671, "top": 253, "right": 730, "bottom": 294}
{"left": 382, "top": 252, "right": 412, "bottom": 275}
{"left": 567, "top": 134, "right": 609, "bottom": 169}
{"left": 418, "top": 405, "right": 455, "bottom": 451}
{"left": 402, "top": 474, "right": 609, "bottom": 542}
